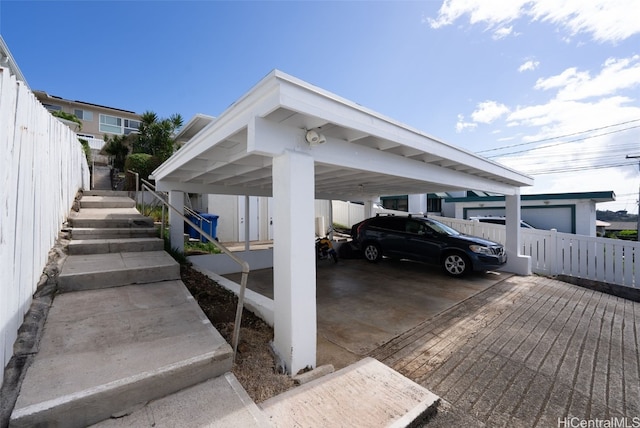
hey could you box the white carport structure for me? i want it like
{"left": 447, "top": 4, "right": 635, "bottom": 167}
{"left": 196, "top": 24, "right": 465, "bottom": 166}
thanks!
{"left": 152, "top": 70, "right": 533, "bottom": 374}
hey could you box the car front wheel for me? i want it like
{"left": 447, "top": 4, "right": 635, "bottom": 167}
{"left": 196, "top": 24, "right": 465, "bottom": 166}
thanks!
{"left": 363, "top": 242, "right": 382, "bottom": 263}
{"left": 442, "top": 253, "right": 470, "bottom": 277}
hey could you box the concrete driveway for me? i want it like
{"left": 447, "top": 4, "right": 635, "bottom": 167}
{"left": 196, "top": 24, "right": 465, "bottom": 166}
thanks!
{"left": 226, "top": 254, "right": 640, "bottom": 426}
{"left": 370, "top": 274, "right": 640, "bottom": 427}
{"left": 227, "top": 258, "right": 511, "bottom": 369}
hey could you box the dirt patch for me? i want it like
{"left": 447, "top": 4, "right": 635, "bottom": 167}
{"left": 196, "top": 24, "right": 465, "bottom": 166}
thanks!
{"left": 180, "top": 265, "right": 295, "bottom": 403}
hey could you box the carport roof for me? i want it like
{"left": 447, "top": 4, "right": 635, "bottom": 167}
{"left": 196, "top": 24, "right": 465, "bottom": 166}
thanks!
{"left": 153, "top": 70, "right": 533, "bottom": 200}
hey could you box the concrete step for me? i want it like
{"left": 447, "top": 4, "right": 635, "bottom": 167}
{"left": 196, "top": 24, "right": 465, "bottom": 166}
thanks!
{"left": 260, "top": 357, "right": 440, "bottom": 428}
{"left": 68, "top": 237, "right": 164, "bottom": 255}
{"left": 70, "top": 227, "right": 158, "bottom": 240}
{"left": 58, "top": 251, "right": 180, "bottom": 292}
{"left": 80, "top": 195, "right": 136, "bottom": 209}
{"left": 10, "top": 281, "right": 233, "bottom": 428}
{"left": 90, "top": 373, "right": 271, "bottom": 428}
{"left": 68, "top": 208, "right": 154, "bottom": 229}
{"left": 84, "top": 190, "right": 131, "bottom": 197}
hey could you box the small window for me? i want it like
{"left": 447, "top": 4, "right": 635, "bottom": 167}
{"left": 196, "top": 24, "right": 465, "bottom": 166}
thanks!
{"left": 42, "top": 103, "right": 62, "bottom": 111}
{"left": 99, "top": 114, "right": 122, "bottom": 134}
{"left": 124, "top": 119, "right": 140, "bottom": 129}
{"left": 74, "top": 109, "right": 93, "bottom": 121}
{"left": 123, "top": 119, "right": 140, "bottom": 135}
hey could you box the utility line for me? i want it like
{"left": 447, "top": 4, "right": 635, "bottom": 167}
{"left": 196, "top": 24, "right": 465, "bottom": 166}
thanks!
{"left": 477, "top": 118, "right": 640, "bottom": 154}
{"left": 487, "top": 125, "right": 640, "bottom": 158}
{"left": 522, "top": 161, "right": 637, "bottom": 175}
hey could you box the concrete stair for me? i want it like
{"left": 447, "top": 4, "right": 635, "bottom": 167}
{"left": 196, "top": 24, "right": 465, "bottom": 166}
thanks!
{"left": 9, "top": 191, "right": 240, "bottom": 428}
{"left": 59, "top": 196, "right": 177, "bottom": 292}
{"left": 68, "top": 237, "right": 164, "bottom": 255}
{"left": 10, "top": 281, "right": 234, "bottom": 428}
{"left": 58, "top": 250, "right": 180, "bottom": 292}
{"left": 80, "top": 195, "right": 136, "bottom": 209}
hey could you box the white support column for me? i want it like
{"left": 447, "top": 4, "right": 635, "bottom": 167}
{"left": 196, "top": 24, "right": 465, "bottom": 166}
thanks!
{"left": 168, "top": 190, "right": 184, "bottom": 252}
{"left": 272, "top": 149, "right": 316, "bottom": 374}
{"left": 328, "top": 200, "right": 334, "bottom": 239}
{"left": 244, "top": 195, "right": 250, "bottom": 251}
{"left": 408, "top": 194, "right": 426, "bottom": 214}
{"left": 504, "top": 192, "right": 532, "bottom": 275}
{"left": 364, "top": 198, "right": 377, "bottom": 218}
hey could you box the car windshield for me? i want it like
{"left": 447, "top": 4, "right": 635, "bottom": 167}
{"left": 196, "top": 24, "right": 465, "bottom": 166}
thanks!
{"left": 424, "top": 218, "right": 460, "bottom": 236}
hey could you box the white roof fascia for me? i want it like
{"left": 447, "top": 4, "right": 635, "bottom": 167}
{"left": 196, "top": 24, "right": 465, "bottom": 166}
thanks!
{"left": 273, "top": 72, "right": 532, "bottom": 187}
{"left": 152, "top": 75, "right": 283, "bottom": 181}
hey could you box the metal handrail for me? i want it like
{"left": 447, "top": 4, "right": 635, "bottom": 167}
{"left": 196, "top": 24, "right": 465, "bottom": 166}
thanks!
{"left": 134, "top": 176, "right": 211, "bottom": 229}
{"left": 126, "top": 169, "right": 139, "bottom": 193}
{"left": 139, "top": 180, "right": 250, "bottom": 362}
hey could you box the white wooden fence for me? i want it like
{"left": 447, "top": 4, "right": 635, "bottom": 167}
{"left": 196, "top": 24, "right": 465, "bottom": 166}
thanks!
{"left": 0, "top": 66, "right": 89, "bottom": 384}
{"left": 432, "top": 216, "right": 640, "bottom": 289}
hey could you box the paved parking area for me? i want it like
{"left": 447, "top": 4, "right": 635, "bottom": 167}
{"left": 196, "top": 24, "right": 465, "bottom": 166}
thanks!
{"left": 370, "top": 275, "right": 640, "bottom": 427}
{"left": 229, "top": 258, "right": 511, "bottom": 369}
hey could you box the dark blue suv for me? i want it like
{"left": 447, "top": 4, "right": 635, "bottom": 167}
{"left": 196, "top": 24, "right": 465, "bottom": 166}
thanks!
{"left": 351, "top": 215, "right": 507, "bottom": 277}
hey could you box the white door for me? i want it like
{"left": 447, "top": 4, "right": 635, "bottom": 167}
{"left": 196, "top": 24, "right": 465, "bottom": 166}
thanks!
{"left": 238, "top": 196, "right": 259, "bottom": 241}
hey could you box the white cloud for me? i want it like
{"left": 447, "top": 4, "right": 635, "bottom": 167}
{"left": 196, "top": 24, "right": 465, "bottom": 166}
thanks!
{"left": 534, "top": 68, "right": 588, "bottom": 91}
{"left": 492, "top": 26, "right": 514, "bottom": 40}
{"left": 428, "top": 0, "right": 640, "bottom": 43}
{"left": 518, "top": 60, "right": 540, "bottom": 72}
{"left": 427, "top": 0, "right": 528, "bottom": 30}
{"left": 477, "top": 55, "right": 640, "bottom": 213}
{"left": 455, "top": 114, "right": 477, "bottom": 133}
{"left": 471, "top": 100, "right": 510, "bottom": 124}
{"left": 534, "top": 56, "right": 640, "bottom": 101}
{"left": 558, "top": 56, "right": 640, "bottom": 101}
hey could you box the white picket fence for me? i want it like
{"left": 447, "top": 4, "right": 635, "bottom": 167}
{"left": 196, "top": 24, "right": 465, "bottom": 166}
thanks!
{"left": 432, "top": 216, "right": 640, "bottom": 289}
{"left": 0, "top": 66, "right": 89, "bottom": 384}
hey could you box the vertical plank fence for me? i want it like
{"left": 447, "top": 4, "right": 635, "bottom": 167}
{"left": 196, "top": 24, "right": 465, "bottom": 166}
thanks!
{"left": 433, "top": 215, "right": 640, "bottom": 289}
{"left": 0, "top": 66, "right": 89, "bottom": 384}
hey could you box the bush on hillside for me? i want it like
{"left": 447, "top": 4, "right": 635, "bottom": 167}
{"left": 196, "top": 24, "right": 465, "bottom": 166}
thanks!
{"left": 124, "top": 153, "right": 162, "bottom": 190}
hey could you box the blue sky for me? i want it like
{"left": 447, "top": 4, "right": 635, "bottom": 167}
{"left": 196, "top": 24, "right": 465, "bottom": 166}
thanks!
{"left": 2, "top": 1, "right": 639, "bottom": 213}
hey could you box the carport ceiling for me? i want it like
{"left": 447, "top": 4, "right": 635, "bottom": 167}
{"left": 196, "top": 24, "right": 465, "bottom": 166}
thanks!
{"left": 153, "top": 70, "right": 533, "bottom": 200}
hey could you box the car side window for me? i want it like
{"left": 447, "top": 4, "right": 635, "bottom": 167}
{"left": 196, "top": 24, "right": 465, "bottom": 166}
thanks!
{"left": 385, "top": 218, "right": 405, "bottom": 232}
{"left": 369, "top": 217, "right": 404, "bottom": 232}
{"left": 406, "top": 220, "right": 426, "bottom": 235}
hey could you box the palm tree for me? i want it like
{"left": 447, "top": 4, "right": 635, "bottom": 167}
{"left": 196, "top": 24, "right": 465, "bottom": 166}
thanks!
{"left": 135, "top": 111, "right": 183, "bottom": 161}
{"left": 102, "top": 134, "right": 130, "bottom": 170}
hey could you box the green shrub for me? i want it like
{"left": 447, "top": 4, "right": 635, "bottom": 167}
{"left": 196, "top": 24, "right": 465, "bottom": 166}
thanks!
{"left": 52, "top": 110, "right": 82, "bottom": 130}
{"left": 617, "top": 230, "right": 638, "bottom": 241}
{"left": 124, "top": 153, "right": 162, "bottom": 190}
{"left": 78, "top": 138, "right": 91, "bottom": 164}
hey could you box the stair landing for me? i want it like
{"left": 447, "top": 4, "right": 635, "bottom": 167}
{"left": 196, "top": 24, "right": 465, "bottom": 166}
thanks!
{"left": 10, "top": 280, "right": 233, "bottom": 428}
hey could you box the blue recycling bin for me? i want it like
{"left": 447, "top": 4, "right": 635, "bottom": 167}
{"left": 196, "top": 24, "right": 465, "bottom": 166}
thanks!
{"left": 197, "top": 213, "right": 219, "bottom": 242}
{"left": 185, "top": 215, "right": 201, "bottom": 239}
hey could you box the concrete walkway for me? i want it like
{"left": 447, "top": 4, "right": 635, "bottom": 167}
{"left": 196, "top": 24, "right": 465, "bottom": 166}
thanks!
{"left": 370, "top": 275, "right": 640, "bottom": 427}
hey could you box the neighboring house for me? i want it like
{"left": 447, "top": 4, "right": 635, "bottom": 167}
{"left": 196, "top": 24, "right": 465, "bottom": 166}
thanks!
{"left": 442, "top": 191, "right": 616, "bottom": 237}
{"left": 33, "top": 90, "right": 142, "bottom": 158}
{"left": 604, "top": 221, "right": 638, "bottom": 233}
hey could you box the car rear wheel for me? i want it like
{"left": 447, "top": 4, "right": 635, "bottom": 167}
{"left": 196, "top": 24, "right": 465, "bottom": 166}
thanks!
{"left": 363, "top": 242, "right": 382, "bottom": 263}
{"left": 442, "top": 253, "right": 470, "bottom": 277}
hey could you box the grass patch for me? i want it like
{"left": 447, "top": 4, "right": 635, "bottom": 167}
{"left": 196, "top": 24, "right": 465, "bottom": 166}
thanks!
{"left": 185, "top": 240, "right": 222, "bottom": 255}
